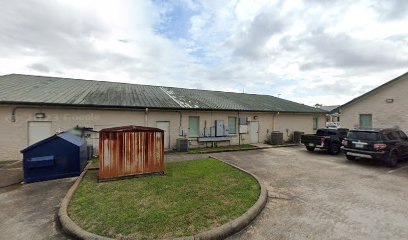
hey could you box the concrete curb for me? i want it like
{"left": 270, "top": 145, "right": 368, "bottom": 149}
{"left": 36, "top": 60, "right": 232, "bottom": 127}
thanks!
{"left": 57, "top": 163, "right": 113, "bottom": 240}
{"left": 184, "top": 143, "right": 300, "bottom": 155}
{"left": 58, "top": 158, "right": 268, "bottom": 240}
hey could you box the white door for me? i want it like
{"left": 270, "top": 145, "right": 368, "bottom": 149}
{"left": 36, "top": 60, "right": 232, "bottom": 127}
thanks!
{"left": 28, "top": 121, "right": 52, "bottom": 145}
{"left": 156, "top": 121, "right": 170, "bottom": 150}
{"left": 249, "top": 121, "right": 259, "bottom": 144}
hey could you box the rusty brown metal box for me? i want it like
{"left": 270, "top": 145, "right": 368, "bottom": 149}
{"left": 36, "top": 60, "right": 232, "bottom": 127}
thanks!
{"left": 99, "top": 125, "right": 164, "bottom": 180}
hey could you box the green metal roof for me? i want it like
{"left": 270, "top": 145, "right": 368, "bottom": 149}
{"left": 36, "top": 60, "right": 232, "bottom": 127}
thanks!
{"left": 334, "top": 71, "right": 408, "bottom": 113}
{"left": 0, "top": 74, "right": 325, "bottom": 113}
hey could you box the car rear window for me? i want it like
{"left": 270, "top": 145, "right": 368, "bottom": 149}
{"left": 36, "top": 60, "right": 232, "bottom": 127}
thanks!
{"left": 316, "top": 129, "right": 337, "bottom": 136}
{"left": 347, "top": 131, "right": 381, "bottom": 141}
{"left": 383, "top": 131, "right": 399, "bottom": 140}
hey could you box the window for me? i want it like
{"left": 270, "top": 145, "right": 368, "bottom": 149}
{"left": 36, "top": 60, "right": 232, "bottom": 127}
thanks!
{"left": 359, "top": 114, "right": 372, "bottom": 128}
{"left": 398, "top": 131, "right": 408, "bottom": 140}
{"left": 313, "top": 117, "right": 318, "bottom": 130}
{"left": 188, "top": 116, "right": 199, "bottom": 137}
{"left": 383, "top": 130, "right": 398, "bottom": 140}
{"left": 228, "top": 117, "right": 237, "bottom": 134}
{"left": 337, "top": 128, "right": 349, "bottom": 136}
{"left": 347, "top": 131, "right": 381, "bottom": 141}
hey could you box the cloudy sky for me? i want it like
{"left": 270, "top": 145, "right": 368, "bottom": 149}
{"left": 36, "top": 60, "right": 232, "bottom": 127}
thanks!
{"left": 0, "top": 0, "right": 407, "bottom": 106}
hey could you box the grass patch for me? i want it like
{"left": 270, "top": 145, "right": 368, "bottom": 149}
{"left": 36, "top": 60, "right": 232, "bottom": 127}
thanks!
{"left": 68, "top": 158, "right": 260, "bottom": 239}
{"left": 186, "top": 144, "right": 256, "bottom": 154}
{"left": 88, "top": 157, "right": 99, "bottom": 168}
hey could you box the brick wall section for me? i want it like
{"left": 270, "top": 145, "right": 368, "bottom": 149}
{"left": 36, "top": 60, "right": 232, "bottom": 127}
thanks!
{"left": 339, "top": 78, "right": 408, "bottom": 132}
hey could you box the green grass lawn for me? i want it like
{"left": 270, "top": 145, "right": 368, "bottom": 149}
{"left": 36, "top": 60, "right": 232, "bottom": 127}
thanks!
{"left": 88, "top": 157, "right": 99, "bottom": 168}
{"left": 68, "top": 158, "right": 260, "bottom": 239}
{"left": 186, "top": 144, "right": 256, "bottom": 154}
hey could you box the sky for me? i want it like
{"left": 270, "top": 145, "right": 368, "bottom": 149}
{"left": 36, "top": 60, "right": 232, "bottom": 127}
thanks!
{"left": 0, "top": 0, "right": 407, "bottom": 106}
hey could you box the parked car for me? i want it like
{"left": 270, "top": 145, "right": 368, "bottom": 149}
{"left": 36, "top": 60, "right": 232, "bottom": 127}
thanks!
{"left": 301, "top": 128, "right": 349, "bottom": 155}
{"left": 341, "top": 128, "right": 408, "bottom": 167}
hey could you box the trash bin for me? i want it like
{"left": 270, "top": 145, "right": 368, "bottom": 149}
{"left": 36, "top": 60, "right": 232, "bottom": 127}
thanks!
{"left": 293, "top": 131, "right": 304, "bottom": 144}
{"left": 21, "top": 132, "right": 88, "bottom": 183}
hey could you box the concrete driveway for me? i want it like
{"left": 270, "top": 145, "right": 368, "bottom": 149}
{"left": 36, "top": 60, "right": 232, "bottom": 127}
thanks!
{"left": 0, "top": 178, "right": 75, "bottom": 240}
{"left": 212, "top": 146, "right": 408, "bottom": 240}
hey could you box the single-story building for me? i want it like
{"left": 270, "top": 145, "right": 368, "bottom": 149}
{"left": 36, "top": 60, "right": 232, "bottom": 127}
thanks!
{"left": 334, "top": 71, "right": 408, "bottom": 131}
{"left": 321, "top": 105, "right": 341, "bottom": 128}
{"left": 0, "top": 74, "right": 326, "bottom": 160}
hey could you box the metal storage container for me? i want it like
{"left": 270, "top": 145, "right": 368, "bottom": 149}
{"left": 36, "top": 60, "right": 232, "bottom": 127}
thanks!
{"left": 293, "top": 131, "right": 304, "bottom": 144}
{"left": 21, "top": 132, "right": 87, "bottom": 183}
{"left": 99, "top": 126, "right": 164, "bottom": 180}
{"left": 270, "top": 131, "right": 283, "bottom": 145}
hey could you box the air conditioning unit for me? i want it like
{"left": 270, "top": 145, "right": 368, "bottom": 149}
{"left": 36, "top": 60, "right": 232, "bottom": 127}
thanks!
{"left": 215, "top": 120, "right": 224, "bottom": 137}
{"left": 176, "top": 138, "right": 189, "bottom": 152}
{"left": 270, "top": 131, "right": 283, "bottom": 145}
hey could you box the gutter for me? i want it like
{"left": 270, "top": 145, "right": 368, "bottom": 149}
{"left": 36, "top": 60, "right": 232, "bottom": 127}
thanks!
{"left": 1, "top": 101, "right": 327, "bottom": 114}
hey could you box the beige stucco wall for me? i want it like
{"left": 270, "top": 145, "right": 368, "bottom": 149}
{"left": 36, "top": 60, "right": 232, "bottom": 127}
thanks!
{"left": 274, "top": 113, "right": 325, "bottom": 139}
{"left": 0, "top": 105, "right": 324, "bottom": 160}
{"left": 339, "top": 78, "right": 408, "bottom": 133}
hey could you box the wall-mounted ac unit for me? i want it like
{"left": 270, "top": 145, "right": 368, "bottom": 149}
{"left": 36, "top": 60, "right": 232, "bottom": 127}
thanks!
{"left": 215, "top": 120, "right": 224, "bottom": 137}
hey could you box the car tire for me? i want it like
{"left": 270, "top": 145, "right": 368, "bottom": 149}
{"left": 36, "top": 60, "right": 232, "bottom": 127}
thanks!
{"left": 329, "top": 144, "right": 339, "bottom": 155}
{"left": 306, "top": 146, "right": 315, "bottom": 151}
{"left": 386, "top": 151, "right": 398, "bottom": 168}
{"left": 346, "top": 155, "right": 355, "bottom": 161}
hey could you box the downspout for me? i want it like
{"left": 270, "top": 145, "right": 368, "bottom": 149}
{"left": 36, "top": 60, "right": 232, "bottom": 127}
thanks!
{"left": 11, "top": 107, "right": 19, "bottom": 123}
{"left": 11, "top": 106, "right": 44, "bottom": 123}
{"left": 238, "top": 111, "right": 241, "bottom": 146}
{"left": 144, "top": 108, "right": 149, "bottom": 127}
{"left": 272, "top": 113, "right": 275, "bottom": 131}
{"left": 179, "top": 111, "right": 183, "bottom": 136}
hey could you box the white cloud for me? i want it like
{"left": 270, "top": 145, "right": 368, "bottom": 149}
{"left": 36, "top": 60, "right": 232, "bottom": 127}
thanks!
{"left": 0, "top": 0, "right": 407, "bottom": 106}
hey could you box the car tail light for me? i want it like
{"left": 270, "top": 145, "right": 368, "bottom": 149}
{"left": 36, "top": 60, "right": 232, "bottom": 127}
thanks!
{"left": 320, "top": 138, "right": 325, "bottom": 144}
{"left": 373, "top": 143, "right": 387, "bottom": 150}
{"left": 342, "top": 140, "right": 348, "bottom": 146}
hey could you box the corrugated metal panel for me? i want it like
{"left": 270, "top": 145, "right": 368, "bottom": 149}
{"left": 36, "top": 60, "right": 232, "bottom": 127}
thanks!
{"left": 99, "top": 126, "right": 164, "bottom": 180}
{"left": 0, "top": 74, "right": 326, "bottom": 113}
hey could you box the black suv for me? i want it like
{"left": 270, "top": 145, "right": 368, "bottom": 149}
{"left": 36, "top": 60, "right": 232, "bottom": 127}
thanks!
{"left": 341, "top": 128, "right": 408, "bottom": 167}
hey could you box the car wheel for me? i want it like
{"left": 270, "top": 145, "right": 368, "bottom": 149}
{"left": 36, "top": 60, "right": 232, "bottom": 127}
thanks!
{"left": 346, "top": 155, "right": 355, "bottom": 161}
{"left": 306, "top": 146, "right": 315, "bottom": 151}
{"left": 386, "top": 151, "right": 398, "bottom": 168}
{"left": 329, "top": 144, "right": 339, "bottom": 155}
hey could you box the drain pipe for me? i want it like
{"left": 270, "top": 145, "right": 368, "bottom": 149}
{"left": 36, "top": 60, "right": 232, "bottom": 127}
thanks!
{"left": 179, "top": 111, "right": 184, "bottom": 136}
{"left": 11, "top": 106, "right": 44, "bottom": 123}
{"left": 144, "top": 108, "right": 149, "bottom": 127}
{"left": 238, "top": 111, "right": 241, "bottom": 146}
